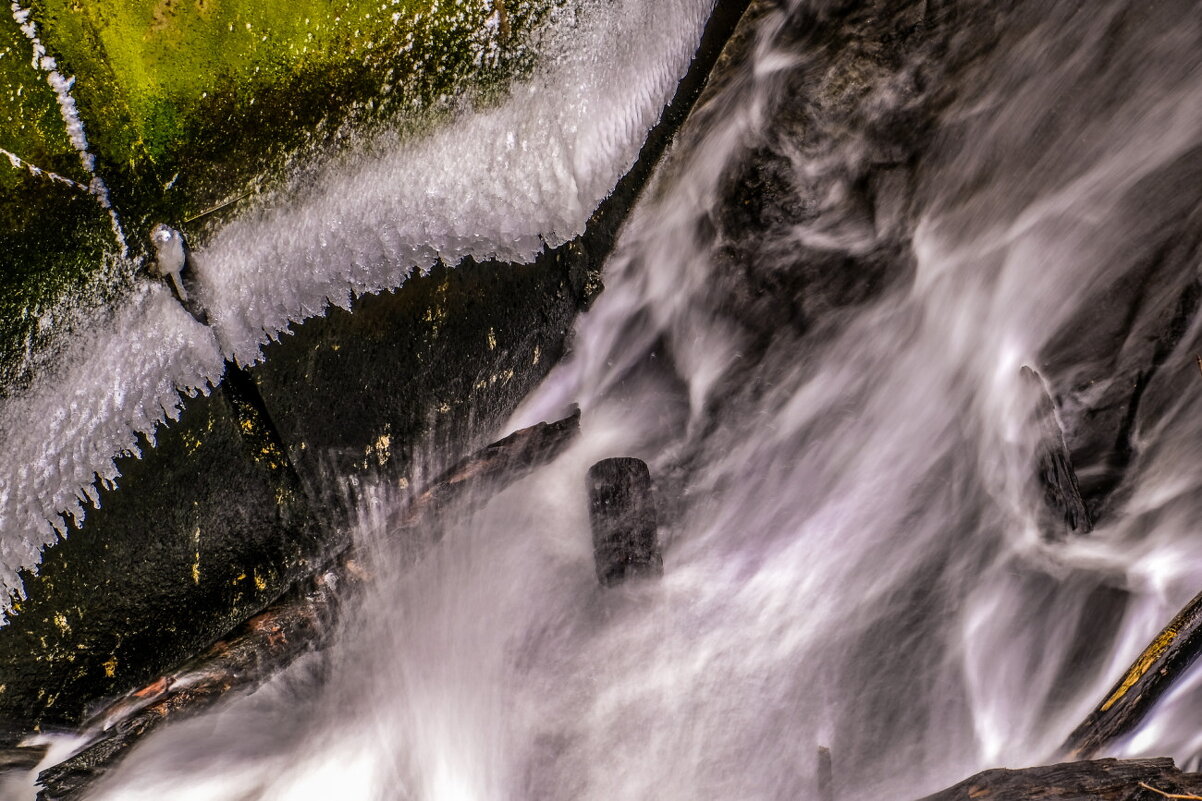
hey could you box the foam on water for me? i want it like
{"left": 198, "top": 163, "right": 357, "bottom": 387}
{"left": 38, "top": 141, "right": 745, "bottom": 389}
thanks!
{"left": 0, "top": 0, "right": 716, "bottom": 606}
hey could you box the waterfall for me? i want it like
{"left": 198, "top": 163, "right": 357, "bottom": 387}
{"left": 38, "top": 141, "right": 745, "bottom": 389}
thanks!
{"left": 12, "top": 0, "right": 1202, "bottom": 798}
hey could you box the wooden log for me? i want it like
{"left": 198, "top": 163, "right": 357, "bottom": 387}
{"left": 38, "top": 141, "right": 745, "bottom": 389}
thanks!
{"left": 1061, "top": 587, "right": 1202, "bottom": 760}
{"left": 1021, "top": 366, "right": 1092, "bottom": 538}
{"left": 918, "top": 757, "right": 1202, "bottom": 801}
{"left": 588, "top": 457, "right": 662, "bottom": 586}
{"left": 36, "top": 410, "right": 581, "bottom": 801}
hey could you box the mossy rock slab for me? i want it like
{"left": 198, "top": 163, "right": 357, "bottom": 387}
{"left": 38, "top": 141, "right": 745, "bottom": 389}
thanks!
{"left": 0, "top": 0, "right": 557, "bottom": 384}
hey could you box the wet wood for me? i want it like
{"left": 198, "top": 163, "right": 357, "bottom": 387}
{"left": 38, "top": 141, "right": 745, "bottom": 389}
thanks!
{"left": 36, "top": 409, "right": 580, "bottom": 801}
{"left": 1061, "top": 587, "right": 1202, "bottom": 760}
{"left": 919, "top": 758, "right": 1202, "bottom": 801}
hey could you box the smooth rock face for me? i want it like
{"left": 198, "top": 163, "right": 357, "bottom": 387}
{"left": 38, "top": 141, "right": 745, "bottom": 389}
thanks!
{"left": 588, "top": 457, "right": 662, "bottom": 587}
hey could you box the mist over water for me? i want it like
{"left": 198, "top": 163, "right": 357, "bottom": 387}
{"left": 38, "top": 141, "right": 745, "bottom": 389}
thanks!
{"left": 13, "top": 0, "right": 1202, "bottom": 797}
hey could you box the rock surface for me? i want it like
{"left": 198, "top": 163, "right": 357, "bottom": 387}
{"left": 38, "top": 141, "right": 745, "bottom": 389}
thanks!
{"left": 0, "top": 0, "right": 753, "bottom": 731}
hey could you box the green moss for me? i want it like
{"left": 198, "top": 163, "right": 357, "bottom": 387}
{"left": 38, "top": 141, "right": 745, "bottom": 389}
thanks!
{"left": 0, "top": 13, "right": 79, "bottom": 180}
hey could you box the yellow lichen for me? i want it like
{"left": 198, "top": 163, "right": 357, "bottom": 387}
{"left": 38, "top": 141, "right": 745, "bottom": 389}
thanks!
{"left": 191, "top": 526, "right": 201, "bottom": 584}
{"left": 1101, "top": 626, "right": 1180, "bottom": 712}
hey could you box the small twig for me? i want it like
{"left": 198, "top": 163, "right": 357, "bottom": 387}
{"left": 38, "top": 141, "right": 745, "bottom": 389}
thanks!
{"left": 1195, "top": 355, "right": 1202, "bottom": 377}
{"left": 183, "top": 189, "right": 253, "bottom": 223}
{"left": 1139, "top": 781, "right": 1202, "bottom": 800}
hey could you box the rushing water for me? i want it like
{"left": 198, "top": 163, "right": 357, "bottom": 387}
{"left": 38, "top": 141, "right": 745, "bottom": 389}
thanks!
{"left": 12, "top": 0, "right": 1202, "bottom": 797}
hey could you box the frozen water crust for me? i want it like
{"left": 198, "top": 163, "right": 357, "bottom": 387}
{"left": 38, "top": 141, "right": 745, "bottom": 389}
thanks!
{"left": 0, "top": 0, "right": 716, "bottom": 608}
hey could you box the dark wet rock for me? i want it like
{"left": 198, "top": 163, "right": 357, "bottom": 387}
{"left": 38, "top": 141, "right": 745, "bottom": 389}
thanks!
{"left": 1034, "top": 141, "right": 1202, "bottom": 524}
{"left": 1040, "top": 232, "right": 1202, "bottom": 524}
{"left": 0, "top": 251, "right": 589, "bottom": 732}
{"left": 1022, "top": 366, "right": 1092, "bottom": 538}
{"left": 588, "top": 457, "right": 662, "bottom": 587}
{"left": 689, "top": 0, "right": 1202, "bottom": 538}
{"left": 708, "top": 0, "right": 969, "bottom": 346}
{"left": 34, "top": 410, "right": 581, "bottom": 801}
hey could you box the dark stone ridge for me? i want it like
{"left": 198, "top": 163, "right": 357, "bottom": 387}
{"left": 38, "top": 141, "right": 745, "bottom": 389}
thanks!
{"left": 588, "top": 457, "right": 662, "bottom": 587}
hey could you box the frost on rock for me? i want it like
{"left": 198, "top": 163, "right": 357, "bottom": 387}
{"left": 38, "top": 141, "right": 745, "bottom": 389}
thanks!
{"left": 0, "top": 0, "right": 714, "bottom": 614}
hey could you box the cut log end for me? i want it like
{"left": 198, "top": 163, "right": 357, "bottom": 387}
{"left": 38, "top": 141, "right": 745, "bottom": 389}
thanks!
{"left": 588, "top": 457, "right": 662, "bottom": 587}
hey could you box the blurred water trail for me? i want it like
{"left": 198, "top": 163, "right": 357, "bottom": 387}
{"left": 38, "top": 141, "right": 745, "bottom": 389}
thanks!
{"left": 25, "top": 0, "right": 1202, "bottom": 797}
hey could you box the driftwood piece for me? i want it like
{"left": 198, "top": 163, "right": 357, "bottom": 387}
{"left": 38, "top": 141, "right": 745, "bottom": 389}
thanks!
{"left": 36, "top": 410, "right": 581, "bottom": 801}
{"left": 587, "top": 457, "right": 662, "bottom": 586}
{"left": 918, "top": 758, "right": 1202, "bottom": 801}
{"left": 1021, "top": 366, "right": 1092, "bottom": 537}
{"left": 1061, "top": 587, "right": 1202, "bottom": 760}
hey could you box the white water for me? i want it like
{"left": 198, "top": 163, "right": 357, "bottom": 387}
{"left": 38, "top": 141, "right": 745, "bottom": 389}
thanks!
{"left": 0, "top": 0, "right": 715, "bottom": 601}
{"left": 17, "top": 0, "right": 1202, "bottom": 797}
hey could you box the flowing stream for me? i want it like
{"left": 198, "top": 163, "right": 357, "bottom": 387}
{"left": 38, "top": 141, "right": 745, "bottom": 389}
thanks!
{"left": 12, "top": 0, "right": 1202, "bottom": 797}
